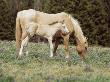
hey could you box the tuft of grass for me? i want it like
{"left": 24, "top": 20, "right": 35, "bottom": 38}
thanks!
{"left": 0, "top": 41, "right": 110, "bottom": 82}
{"left": 0, "top": 76, "right": 14, "bottom": 82}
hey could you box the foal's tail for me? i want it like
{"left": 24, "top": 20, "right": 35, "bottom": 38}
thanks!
{"left": 15, "top": 15, "right": 22, "bottom": 54}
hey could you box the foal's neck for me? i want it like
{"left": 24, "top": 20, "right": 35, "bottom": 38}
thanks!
{"left": 50, "top": 23, "right": 62, "bottom": 31}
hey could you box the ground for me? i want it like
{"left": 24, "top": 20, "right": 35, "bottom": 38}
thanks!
{"left": 0, "top": 41, "right": 110, "bottom": 82}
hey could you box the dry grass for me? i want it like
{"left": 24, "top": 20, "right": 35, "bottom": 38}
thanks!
{"left": 0, "top": 41, "right": 110, "bottom": 82}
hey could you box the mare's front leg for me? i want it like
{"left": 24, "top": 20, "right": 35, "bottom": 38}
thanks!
{"left": 63, "top": 35, "right": 72, "bottom": 66}
{"left": 48, "top": 37, "right": 54, "bottom": 57}
{"left": 19, "top": 36, "right": 29, "bottom": 58}
{"left": 63, "top": 35, "right": 70, "bottom": 59}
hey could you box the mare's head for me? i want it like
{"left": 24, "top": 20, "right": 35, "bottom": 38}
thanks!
{"left": 76, "top": 36, "right": 88, "bottom": 59}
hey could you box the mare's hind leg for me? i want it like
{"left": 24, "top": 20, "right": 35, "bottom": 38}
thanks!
{"left": 19, "top": 35, "right": 29, "bottom": 57}
{"left": 23, "top": 36, "right": 29, "bottom": 56}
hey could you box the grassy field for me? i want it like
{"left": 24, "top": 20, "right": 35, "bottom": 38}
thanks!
{"left": 0, "top": 40, "right": 110, "bottom": 82}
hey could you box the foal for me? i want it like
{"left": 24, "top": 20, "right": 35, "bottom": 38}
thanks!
{"left": 19, "top": 21, "right": 69, "bottom": 57}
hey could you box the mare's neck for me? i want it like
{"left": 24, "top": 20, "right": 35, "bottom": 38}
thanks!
{"left": 75, "top": 34, "right": 85, "bottom": 46}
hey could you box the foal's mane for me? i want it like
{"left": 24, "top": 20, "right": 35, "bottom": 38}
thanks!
{"left": 48, "top": 21, "right": 58, "bottom": 26}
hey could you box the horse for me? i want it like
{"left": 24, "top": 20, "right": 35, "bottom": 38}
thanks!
{"left": 16, "top": 9, "right": 88, "bottom": 64}
{"left": 18, "top": 20, "right": 69, "bottom": 57}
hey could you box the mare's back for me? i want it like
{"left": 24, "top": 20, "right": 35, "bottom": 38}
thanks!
{"left": 37, "top": 12, "right": 67, "bottom": 24}
{"left": 17, "top": 9, "right": 37, "bottom": 27}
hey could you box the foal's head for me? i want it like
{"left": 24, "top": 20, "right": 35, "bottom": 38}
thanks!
{"left": 58, "top": 20, "right": 69, "bottom": 36}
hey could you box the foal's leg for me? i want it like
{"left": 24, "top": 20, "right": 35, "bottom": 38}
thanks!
{"left": 63, "top": 35, "right": 70, "bottom": 59}
{"left": 53, "top": 38, "right": 60, "bottom": 56}
{"left": 19, "top": 36, "right": 29, "bottom": 57}
{"left": 48, "top": 38, "right": 54, "bottom": 57}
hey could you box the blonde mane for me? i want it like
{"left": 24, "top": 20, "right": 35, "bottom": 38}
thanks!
{"left": 69, "top": 15, "right": 86, "bottom": 44}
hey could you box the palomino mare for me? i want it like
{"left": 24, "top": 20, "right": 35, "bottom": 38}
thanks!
{"left": 16, "top": 9, "right": 88, "bottom": 64}
{"left": 18, "top": 21, "right": 69, "bottom": 57}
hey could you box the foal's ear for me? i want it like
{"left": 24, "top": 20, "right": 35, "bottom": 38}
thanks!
{"left": 59, "top": 20, "right": 65, "bottom": 24}
{"left": 85, "top": 36, "right": 88, "bottom": 40}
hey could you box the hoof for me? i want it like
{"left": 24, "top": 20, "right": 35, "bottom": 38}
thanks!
{"left": 65, "top": 57, "right": 72, "bottom": 67}
{"left": 24, "top": 51, "right": 28, "bottom": 56}
{"left": 53, "top": 52, "right": 57, "bottom": 57}
{"left": 65, "top": 55, "right": 70, "bottom": 59}
{"left": 49, "top": 55, "right": 53, "bottom": 58}
{"left": 65, "top": 55, "right": 71, "bottom": 61}
{"left": 84, "top": 65, "right": 94, "bottom": 72}
{"left": 66, "top": 60, "right": 72, "bottom": 67}
{"left": 17, "top": 55, "right": 22, "bottom": 60}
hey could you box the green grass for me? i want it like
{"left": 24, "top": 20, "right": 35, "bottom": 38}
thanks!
{"left": 0, "top": 40, "right": 110, "bottom": 82}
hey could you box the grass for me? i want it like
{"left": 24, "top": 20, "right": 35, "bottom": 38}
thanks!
{"left": 0, "top": 40, "right": 110, "bottom": 82}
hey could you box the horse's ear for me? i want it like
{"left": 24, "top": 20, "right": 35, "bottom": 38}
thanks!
{"left": 59, "top": 20, "right": 65, "bottom": 24}
{"left": 85, "top": 36, "right": 88, "bottom": 40}
{"left": 62, "top": 20, "right": 65, "bottom": 24}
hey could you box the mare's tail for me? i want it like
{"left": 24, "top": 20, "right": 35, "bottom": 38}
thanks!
{"left": 15, "top": 15, "right": 22, "bottom": 54}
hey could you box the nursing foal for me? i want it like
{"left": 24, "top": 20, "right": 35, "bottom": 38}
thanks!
{"left": 19, "top": 21, "right": 69, "bottom": 57}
